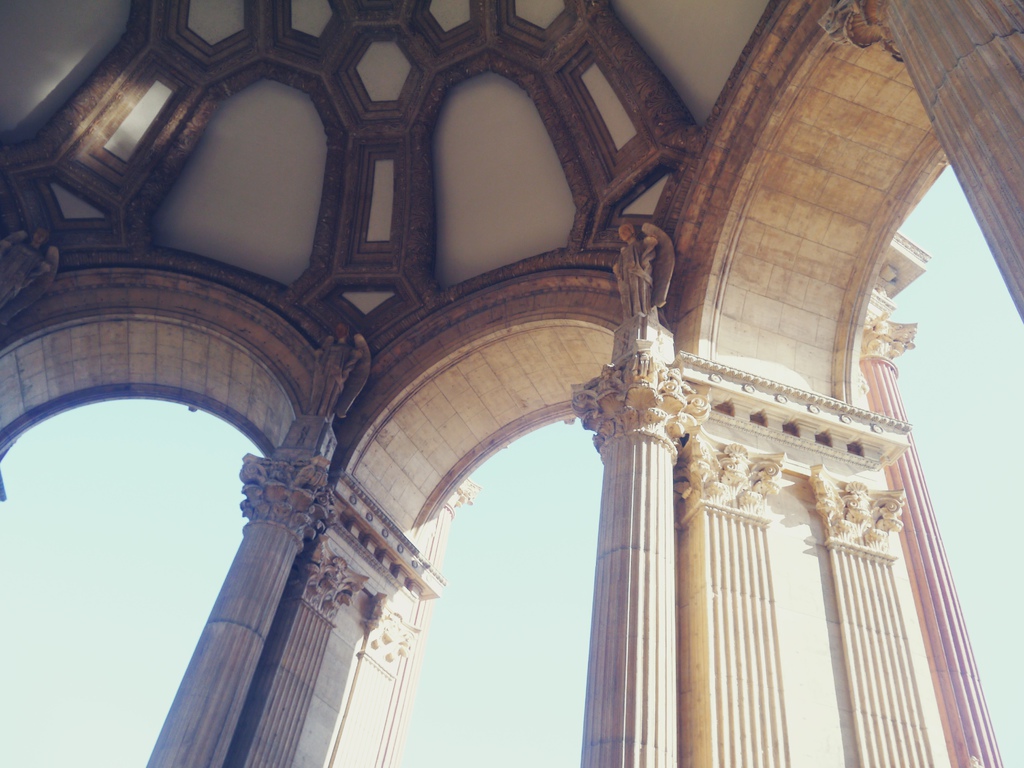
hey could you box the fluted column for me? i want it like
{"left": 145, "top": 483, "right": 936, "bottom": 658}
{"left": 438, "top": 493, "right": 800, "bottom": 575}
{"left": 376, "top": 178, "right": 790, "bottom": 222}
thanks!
{"left": 820, "top": 0, "right": 1024, "bottom": 319}
{"left": 861, "top": 314, "right": 1001, "bottom": 768}
{"left": 675, "top": 438, "right": 789, "bottom": 768}
{"left": 572, "top": 316, "right": 710, "bottom": 768}
{"left": 811, "top": 468, "right": 934, "bottom": 768}
{"left": 148, "top": 454, "right": 331, "bottom": 768}
{"left": 224, "top": 537, "right": 369, "bottom": 768}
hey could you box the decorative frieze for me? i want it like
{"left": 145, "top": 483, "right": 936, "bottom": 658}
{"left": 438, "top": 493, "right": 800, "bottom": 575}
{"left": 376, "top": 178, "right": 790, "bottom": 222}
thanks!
{"left": 811, "top": 467, "right": 904, "bottom": 558}
{"left": 301, "top": 539, "right": 370, "bottom": 622}
{"left": 239, "top": 454, "right": 331, "bottom": 542}
{"left": 572, "top": 346, "right": 710, "bottom": 459}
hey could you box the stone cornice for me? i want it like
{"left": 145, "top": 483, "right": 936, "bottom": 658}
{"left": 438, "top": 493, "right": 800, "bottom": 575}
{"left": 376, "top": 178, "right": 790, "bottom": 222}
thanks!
{"left": 676, "top": 351, "right": 912, "bottom": 435}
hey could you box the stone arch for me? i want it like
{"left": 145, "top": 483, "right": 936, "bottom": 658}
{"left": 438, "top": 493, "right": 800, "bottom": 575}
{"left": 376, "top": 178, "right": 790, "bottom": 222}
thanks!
{"left": 345, "top": 318, "right": 613, "bottom": 533}
{"left": 0, "top": 314, "right": 297, "bottom": 457}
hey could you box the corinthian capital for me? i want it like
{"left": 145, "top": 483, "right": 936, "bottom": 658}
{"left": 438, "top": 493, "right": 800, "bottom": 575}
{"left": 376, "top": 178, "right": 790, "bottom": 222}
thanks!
{"left": 365, "top": 596, "right": 418, "bottom": 670}
{"left": 819, "top": 0, "right": 902, "bottom": 61}
{"left": 300, "top": 539, "right": 369, "bottom": 622}
{"left": 862, "top": 312, "right": 917, "bottom": 360}
{"left": 811, "top": 467, "right": 904, "bottom": 557}
{"left": 239, "top": 454, "right": 332, "bottom": 541}
{"left": 676, "top": 435, "right": 784, "bottom": 524}
{"left": 572, "top": 349, "right": 710, "bottom": 459}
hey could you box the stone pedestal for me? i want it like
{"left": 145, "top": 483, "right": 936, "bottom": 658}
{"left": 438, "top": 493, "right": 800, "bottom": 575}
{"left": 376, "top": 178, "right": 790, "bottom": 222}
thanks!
{"left": 573, "top": 315, "right": 709, "bottom": 768}
{"left": 148, "top": 454, "right": 330, "bottom": 768}
{"left": 861, "top": 315, "right": 1001, "bottom": 768}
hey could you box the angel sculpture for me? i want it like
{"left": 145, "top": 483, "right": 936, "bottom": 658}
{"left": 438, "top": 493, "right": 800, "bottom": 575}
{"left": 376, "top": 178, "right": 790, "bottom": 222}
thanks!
{"left": 0, "top": 229, "right": 59, "bottom": 324}
{"left": 613, "top": 222, "right": 675, "bottom": 322}
{"left": 309, "top": 325, "right": 372, "bottom": 421}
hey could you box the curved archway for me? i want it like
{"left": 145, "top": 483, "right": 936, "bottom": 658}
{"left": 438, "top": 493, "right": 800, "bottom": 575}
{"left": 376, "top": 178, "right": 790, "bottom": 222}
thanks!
{"left": 0, "top": 400, "right": 256, "bottom": 768}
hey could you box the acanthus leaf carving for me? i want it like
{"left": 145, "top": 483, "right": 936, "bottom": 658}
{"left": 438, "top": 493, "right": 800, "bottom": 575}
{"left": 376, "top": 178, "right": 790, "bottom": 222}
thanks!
{"left": 239, "top": 453, "right": 332, "bottom": 542}
{"left": 675, "top": 435, "right": 784, "bottom": 525}
{"left": 364, "top": 594, "right": 418, "bottom": 670}
{"left": 862, "top": 312, "right": 917, "bottom": 361}
{"left": 300, "top": 539, "right": 369, "bottom": 622}
{"left": 572, "top": 349, "right": 710, "bottom": 460}
{"left": 810, "top": 467, "right": 904, "bottom": 557}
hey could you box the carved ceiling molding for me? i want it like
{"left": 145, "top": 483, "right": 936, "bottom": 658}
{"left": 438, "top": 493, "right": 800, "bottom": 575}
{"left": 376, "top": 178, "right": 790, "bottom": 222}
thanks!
{"left": 0, "top": 0, "right": 698, "bottom": 359}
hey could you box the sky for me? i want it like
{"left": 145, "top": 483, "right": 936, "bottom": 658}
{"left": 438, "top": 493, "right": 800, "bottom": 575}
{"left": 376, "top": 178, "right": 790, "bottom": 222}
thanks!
{"left": 0, "top": 168, "right": 1020, "bottom": 767}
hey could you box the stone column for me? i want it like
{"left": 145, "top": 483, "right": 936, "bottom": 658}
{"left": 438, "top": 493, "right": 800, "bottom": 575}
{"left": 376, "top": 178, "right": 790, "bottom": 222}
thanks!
{"left": 820, "top": 0, "right": 1024, "bottom": 319}
{"left": 224, "top": 537, "right": 369, "bottom": 768}
{"left": 860, "top": 314, "right": 1001, "bottom": 768}
{"left": 148, "top": 453, "right": 331, "bottom": 768}
{"left": 572, "top": 316, "right": 710, "bottom": 768}
{"left": 811, "top": 468, "right": 934, "bottom": 768}
{"left": 675, "top": 437, "right": 789, "bottom": 768}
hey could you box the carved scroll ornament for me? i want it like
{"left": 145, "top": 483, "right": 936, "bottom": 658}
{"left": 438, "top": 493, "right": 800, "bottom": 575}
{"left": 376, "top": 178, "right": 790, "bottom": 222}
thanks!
{"left": 572, "top": 351, "right": 710, "bottom": 459}
{"left": 677, "top": 436, "right": 784, "bottom": 524}
{"left": 862, "top": 312, "right": 917, "bottom": 361}
{"left": 811, "top": 467, "right": 904, "bottom": 557}
{"left": 300, "top": 539, "right": 369, "bottom": 622}
{"left": 239, "top": 454, "right": 332, "bottom": 542}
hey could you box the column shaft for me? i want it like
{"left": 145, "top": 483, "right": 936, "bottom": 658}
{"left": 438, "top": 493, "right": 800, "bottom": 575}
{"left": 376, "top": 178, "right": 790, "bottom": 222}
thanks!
{"left": 861, "top": 356, "right": 1002, "bottom": 768}
{"left": 148, "top": 521, "right": 304, "bottom": 768}
{"left": 886, "top": 0, "right": 1024, "bottom": 318}
{"left": 582, "top": 434, "right": 677, "bottom": 768}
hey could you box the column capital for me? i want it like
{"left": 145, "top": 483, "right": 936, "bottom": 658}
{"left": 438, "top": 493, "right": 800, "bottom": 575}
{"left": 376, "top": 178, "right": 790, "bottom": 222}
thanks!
{"left": 676, "top": 435, "right": 784, "bottom": 526}
{"left": 811, "top": 467, "right": 904, "bottom": 558}
{"left": 572, "top": 350, "right": 710, "bottom": 459}
{"left": 299, "top": 539, "right": 370, "bottom": 622}
{"left": 862, "top": 312, "right": 917, "bottom": 361}
{"left": 819, "top": 0, "right": 902, "bottom": 61}
{"left": 364, "top": 595, "right": 418, "bottom": 672}
{"left": 239, "top": 454, "right": 332, "bottom": 542}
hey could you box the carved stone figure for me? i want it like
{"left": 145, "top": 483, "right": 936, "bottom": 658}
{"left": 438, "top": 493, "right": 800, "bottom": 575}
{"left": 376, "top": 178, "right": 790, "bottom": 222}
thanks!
{"left": 0, "top": 229, "right": 59, "bottom": 324}
{"left": 308, "top": 325, "right": 372, "bottom": 419}
{"left": 613, "top": 222, "right": 675, "bottom": 322}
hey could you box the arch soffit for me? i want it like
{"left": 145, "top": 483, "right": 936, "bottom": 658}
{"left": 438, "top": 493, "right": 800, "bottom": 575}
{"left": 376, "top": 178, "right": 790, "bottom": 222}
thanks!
{"left": 673, "top": 10, "right": 942, "bottom": 398}
{"left": 0, "top": 269, "right": 326, "bottom": 454}
{"left": 343, "top": 315, "right": 615, "bottom": 534}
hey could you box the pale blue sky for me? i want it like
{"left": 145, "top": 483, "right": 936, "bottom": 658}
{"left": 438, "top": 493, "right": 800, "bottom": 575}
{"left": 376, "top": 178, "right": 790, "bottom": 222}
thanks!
{"left": 0, "top": 169, "right": 1019, "bottom": 767}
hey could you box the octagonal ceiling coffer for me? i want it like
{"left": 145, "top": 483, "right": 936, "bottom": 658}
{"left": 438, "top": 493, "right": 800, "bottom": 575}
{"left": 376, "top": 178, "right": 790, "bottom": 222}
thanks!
{"left": 356, "top": 42, "right": 412, "bottom": 102}
{"left": 429, "top": 0, "right": 471, "bottom": 32}
{"left": 291, "top": 0, "right": 332, "bottom": 36}
{"left": 515, "top": 0, "right": 565, "bottom": 28}
{"left": 188, "top": 0, "right": 245, "bottom": 44}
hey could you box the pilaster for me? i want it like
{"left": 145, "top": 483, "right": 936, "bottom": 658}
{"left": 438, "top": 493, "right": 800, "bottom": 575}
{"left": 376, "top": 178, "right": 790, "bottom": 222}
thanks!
{"left": 811, "top": 467, "right": 934, "bottom": 767}
{"left": 675, "top": 437, "right": 789, "bottom": 767}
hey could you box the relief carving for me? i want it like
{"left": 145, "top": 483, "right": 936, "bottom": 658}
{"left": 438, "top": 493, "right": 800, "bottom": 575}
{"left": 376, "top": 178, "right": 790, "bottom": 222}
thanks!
{"left": 811, "top": 467, "right": 904, "bottom": 556}
{"left": 573, "top": 350, "right": 710, "bottom": 459}
{"left": 239, "top": 454, "right": 332, "bottom": 542}
{"left": 819, "top": 0, "right": 903, "bottom": 61}
{"left": 0, "top": 230, "right": 59, "bottom": 324}
{"left": 300, "top": 539, "right": 369, "bottom": 622}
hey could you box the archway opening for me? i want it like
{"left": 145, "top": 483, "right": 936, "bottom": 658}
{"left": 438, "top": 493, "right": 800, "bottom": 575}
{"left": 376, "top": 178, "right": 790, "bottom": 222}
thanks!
{"left": 0, "top": 399, "right": 257, "bottom": 768}
{"left": 401, "top": 421, "right": 602, "bottom": 767}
